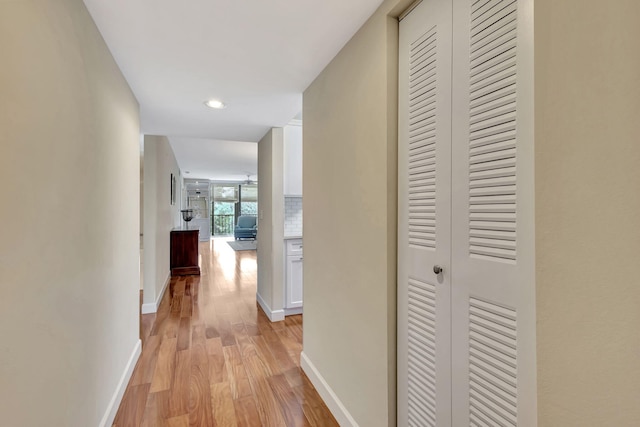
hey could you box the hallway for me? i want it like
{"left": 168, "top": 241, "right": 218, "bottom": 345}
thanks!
{"left": 114, "top": 239, "right": 337, "bottom": 426}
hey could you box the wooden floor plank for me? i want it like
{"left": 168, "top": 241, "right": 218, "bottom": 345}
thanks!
{"left": 181, "top": 294, "right": 192, "bottom": 318}
{"left": 219, "top": 316, "right": 237, "bottom": 347}
{"left": 130, "top": 334, "right": 161, "bottom": 386}
{"left": 190, "top": 324, "right": 208, "bottom": 368}
{"left": 275, "top": 328, "right": 303, "bottom": 367}
{"left": 250, "top": 335, "right": 281, "bottom": 376}
{"left": 268, "top": 373, "right": 305, "bottom": 427}
{"left": 176, "top": 317, "right": 191, "bottom": 352}
{"left": 244, "top": 364, "right": 287, "bottom": 427}
{"left": 294, "top": 374, "right": 340, "bottom": 427}
{"left": 140, "top": 390, "right": 170, "bottom": 427}
{"left": 113, "top": 239, "right": 337, "bottom": 427}
{"left": 261, "top": 327, "right": 297, "bottom": 372}
{"left": 210, "top": 382, "right": 238, "bottom": 427}
{"left": 206, "top": 337, "right": 228, "bottom": 384}
{"left": 283, "top": 367, "right": 305, "bottom": 389}
{"left": 171, "top": 294, "right": 183, "bottom": 316}
{"left": 149, "top": 337, "right": 177, "bottom": 393}
{"left": 113, "top": 383, "right": 150, "bottom": 427}
{"left": 189, "top": 363, "right": 214, "bottom": 426}
{"left": 161, "top": 312, "right": 180, "bottom": 339}
{"left": 166, "top": 415, "right": 189, "bottom": 427}
{"left": 168, "top": 350, "right": 190, "bottom": 417}
{"left": 233, "top": 396, "right": 262, "bottom": 427}
{"left": 224, "top": 345, "right": 253, "bottom": 399}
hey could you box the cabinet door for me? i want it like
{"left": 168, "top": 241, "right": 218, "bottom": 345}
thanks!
{"left": 286, "top": 255, "right": 303, "bottom": 308}
{"left": 284, "top": 124, "right": 303, "bottom": 196}
{"left": 451, "top": 0, "right": 536, "bottom": 425}
{"left": 398, "top": 0, "right": 453, "bottom": 425}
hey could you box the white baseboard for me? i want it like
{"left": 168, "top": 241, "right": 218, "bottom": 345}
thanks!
{"left": 141, "top": 302, "right": 156, "bottom": 314}
{"left": 256, "top": 292, "right": 285, "bottom": 322}
{"left": 99, "top": 339, "right": 142, "bottom": 427}
{"left": 141, "top": 273, "right": 170, "bottom": 314}
{"left": 284, "top": 307, "right": 303, "bottom": 316}
{"left": 301, "top": 352, "right": 359, "bottom": 427}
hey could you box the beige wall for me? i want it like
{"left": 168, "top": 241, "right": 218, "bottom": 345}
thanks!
{"left": 0, "top": 0, "right": 140, "bottom": 425}
{"left": 257, "top": 128, "right": 285, "bottom": 316}
{"left": 302, "top": 0, "right": 411, "bottom": 425}
{"left": 535, "top": 0, "right": 640, "bottom": 425}
{"left": 143, "top": 135, "right": 181, "bottom": 309}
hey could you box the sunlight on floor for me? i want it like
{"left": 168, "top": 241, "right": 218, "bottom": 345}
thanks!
{"left": 241, "top": 257, "right": 256, "bottom": 272}
{"left": 211, "top": 236, "right": 256, "bottom": 282}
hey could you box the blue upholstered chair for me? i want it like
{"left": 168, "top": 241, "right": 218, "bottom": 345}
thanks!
{"left": 234, "top": 215, "right": 257, "bottom": 240}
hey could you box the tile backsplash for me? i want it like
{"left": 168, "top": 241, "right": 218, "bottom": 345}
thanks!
{"left": 284, "top": 196, "right": 303, "bottom": 236}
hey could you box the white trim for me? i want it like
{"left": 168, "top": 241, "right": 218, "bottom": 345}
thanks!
{"left": 140, "top": 302, "right": 156, "bottom": 314}
{"left": 284, "top": 307, "right": 303, "bottom": 316}
{"left": 300, "top": 352, "right": 359, "bottom": 427}
{"left": 99, "top": 339, "right": 142, "bottom": 427}
{"left": 141, "top": 274, "right": 170, "bottom": 314}
{"left": 288, "top": 119, "right": 302, "bottom": 127}
{"left": 256, "top": 292, "right": 285, "bottom": 322}
{"left": 399, "top": 0, "right": 423, "bottom": 21}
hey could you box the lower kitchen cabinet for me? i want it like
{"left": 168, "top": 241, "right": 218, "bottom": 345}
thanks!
{"left": 285, "top": 238, "right": 303, "bottom": 315}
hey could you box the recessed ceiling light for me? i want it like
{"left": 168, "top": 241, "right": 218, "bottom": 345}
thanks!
{"left": 204, "top": 99, "right": 226, "bottom": 109}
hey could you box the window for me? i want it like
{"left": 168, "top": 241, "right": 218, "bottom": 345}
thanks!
{"left": 211, "top": 184, "right": 238, "bottom": 235}
{"left": 210, "top": 184, "right": 258, "bottom": 235}
{"left": 240, "top": 184, "right": 258, "bottom": 216}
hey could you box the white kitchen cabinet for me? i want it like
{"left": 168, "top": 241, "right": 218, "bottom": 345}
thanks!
{"left": 285, "top": 238, "right": 303, "bottom": 315}
{"left": 283, "top": 122, "right": 302, "bottom": 196}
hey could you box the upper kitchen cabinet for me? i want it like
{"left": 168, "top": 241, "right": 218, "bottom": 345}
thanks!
{"left": 283, "top": 121, "right": 302, "bottom": 196}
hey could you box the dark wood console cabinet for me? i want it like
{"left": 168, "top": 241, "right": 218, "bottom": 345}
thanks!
{"left": 170, "top": 228, "right": 200, "bottom": 276}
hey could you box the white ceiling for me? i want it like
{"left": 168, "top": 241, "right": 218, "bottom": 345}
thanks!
{"left": 171, "top": 137, "right": 257, "bottom": 182}
{"left": 83, "top": 0, "right": 385, "bottom": 180}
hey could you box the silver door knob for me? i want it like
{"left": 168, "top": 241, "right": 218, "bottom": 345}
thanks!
{"left": 433, "top": 265, "right": 443, "bottom": 275}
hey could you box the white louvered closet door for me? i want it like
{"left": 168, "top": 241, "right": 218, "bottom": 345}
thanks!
{"left": 399, "top": 0, "right": 536, "bottom": 426}
{"left": 451, "top": 0, "right": 536, "bottom": 425}
{"left": 398, "top": 0, "right": 453, "bottom": 426}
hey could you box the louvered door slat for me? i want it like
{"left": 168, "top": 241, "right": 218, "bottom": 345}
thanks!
{"left": 470, "top": 101, "right": 516, "bottom": 127}
{"left": 471, "top": 14, "right": 517, "bottom": 48}
{"left": 408, "top": 25, "right": 439, "bottom": 250}
{"left": 469, "top": 204, "right": 516, "bottom": 214}
{"left": 468, "top": 297, "right": 518, "bottom": 427}
{"left": 468, "top": 0, "right": 518, "bottom": 262}
{"left": 471, "top": 17, "right": 517, "bottom": 56}
{"left": 470, "top": 150, "right": 516, "bottom": 168}
{"left": 406, "top": 279, "right": 438, "bottom": 425}
{"left": 471, "top": 0, "right": 517, "bottom": 34}
{"left": 470, "top": 146, "right": 516, "bottom": 164}
{"left": 470, "top": 167, "right": 516, "bottom": 182}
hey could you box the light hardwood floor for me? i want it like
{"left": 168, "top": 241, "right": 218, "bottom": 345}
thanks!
{"left": 114, "top": 238, "right": 338, "bottom": 427}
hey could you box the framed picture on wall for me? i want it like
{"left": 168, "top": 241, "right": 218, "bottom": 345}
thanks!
{"left": 170, "top": 173, "right": 176, "bottom": 205}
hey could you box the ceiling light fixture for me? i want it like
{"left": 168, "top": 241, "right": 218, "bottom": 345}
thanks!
{"left": 204, "top": 99, "right": 226, "bottom": 109}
